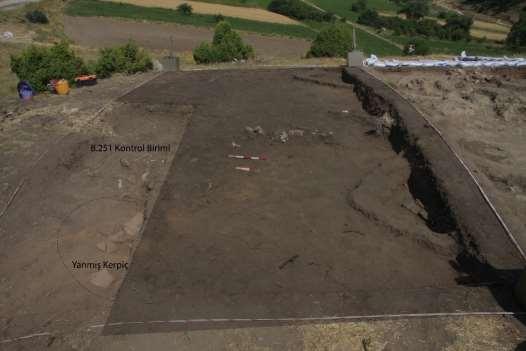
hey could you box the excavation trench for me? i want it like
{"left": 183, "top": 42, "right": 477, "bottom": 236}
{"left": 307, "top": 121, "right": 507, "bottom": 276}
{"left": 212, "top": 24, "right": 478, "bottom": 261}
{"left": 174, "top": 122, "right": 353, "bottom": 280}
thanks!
{"left": 343, "top": 67, "right": 524, "bottom": 285}
{"left": 100, "top": 68, "right": 523, "bottom": 335}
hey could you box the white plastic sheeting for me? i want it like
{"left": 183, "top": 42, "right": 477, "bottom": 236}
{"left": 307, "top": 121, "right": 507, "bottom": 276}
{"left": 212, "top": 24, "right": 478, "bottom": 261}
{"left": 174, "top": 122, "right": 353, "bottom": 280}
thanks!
{"left": 364, "top": 51, "right": 526, "bottom": 68}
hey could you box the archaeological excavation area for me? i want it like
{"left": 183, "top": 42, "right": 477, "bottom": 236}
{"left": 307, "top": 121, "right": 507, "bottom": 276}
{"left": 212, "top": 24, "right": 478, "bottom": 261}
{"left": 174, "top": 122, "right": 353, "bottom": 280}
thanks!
{"left": 99, "top": 68, "right": 524, "bottom": 334}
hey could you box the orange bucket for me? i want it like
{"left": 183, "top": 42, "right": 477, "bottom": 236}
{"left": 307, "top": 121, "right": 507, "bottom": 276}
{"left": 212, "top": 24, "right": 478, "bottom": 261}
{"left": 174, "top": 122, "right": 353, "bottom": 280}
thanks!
{"left": 55, "top": 79, "right": 70, "bottom": 95}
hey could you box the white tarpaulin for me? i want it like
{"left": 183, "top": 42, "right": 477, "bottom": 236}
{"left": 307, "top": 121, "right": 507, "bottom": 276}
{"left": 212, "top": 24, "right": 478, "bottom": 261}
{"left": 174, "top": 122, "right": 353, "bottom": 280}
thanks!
{"left": 364, "top": 51, "right": 526, "bottom": 68}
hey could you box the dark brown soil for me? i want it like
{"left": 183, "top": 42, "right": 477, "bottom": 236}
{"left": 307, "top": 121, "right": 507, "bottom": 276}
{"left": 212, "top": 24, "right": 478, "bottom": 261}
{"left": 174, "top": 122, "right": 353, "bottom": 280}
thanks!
{"left": 2, "top": 68, "right": 524, "bottom": 350}
{"left": 103, "top": 68, "right": 518, "bottom": 335}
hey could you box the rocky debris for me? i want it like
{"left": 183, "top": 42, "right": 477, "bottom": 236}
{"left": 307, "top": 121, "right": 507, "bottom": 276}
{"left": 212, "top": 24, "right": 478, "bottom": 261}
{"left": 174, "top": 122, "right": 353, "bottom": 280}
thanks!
{"left": 276, "top": 130, "right": 288, "bottom": 143}
{"left": 96, "top": 240, "right": 118, "bottom": 253}
{"left": 123, "top": 212, "right": 143, "bottom": 237}
{"left": 318, "top": 131, "right": 335, "bottom": 144}
{"left": 402, "top": 199, "right": 428, "bottom": 221}
{"left": 245, "top": 125, "right": 265, "bottom": 136}
{"left": 288, "top": 129, "right": 304, "bottom": 137}
{"left": 376, "top": 112, "right": 395, "bottom": 135}
{"left": 141, "top": 172, "right": 149, "bottom": 183}
{"left": 90, "top": 269, "right": 115, "bottom": 288}
{"left": 108, "top": 230, "right": 129, "bottom": 243}
{"left": 61, "top": 106, "right": 79, "bottom": 115}
{"left": 120, "top": 158, "right": 130, "bottom": 168}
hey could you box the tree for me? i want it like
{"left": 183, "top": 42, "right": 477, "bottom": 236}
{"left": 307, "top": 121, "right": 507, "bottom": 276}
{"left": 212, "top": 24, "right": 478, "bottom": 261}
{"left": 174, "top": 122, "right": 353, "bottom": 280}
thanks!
{"left": 443, "top": 14, "right": 473, "bottom": 41}
{"left": 398, "top": 0, "right": 430, "bottom": 20}
{"left": 193, "top": 21, "right": 254, "bottom": 63}
{"left": 506, "top": 10, "right": 526, "bottom": 49}
{"left": 357, "top": 9, "right": 383, "bottom": 28}
{"left": 176, "top": 3, "right": 193, "bottom": 16}
{"left": 307, "top": 24, "right": 354, "bottom": 57}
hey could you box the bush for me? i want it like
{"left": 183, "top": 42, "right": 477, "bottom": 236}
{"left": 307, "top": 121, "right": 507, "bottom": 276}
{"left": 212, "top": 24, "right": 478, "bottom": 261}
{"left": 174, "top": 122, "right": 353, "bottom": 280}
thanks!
{"left": 415, "top": 18, "right": 442, "bottom": 37}
{"left": 94, "top": 41, "right": 153, "bottom": 78}
{"left": 10, "top": 42, "right": 88, "bottom": 91}
{"left": 308, "top": 24, "right": 354, "bottom": 58}
{"left": 357, "top": 9, "right": 383, "bottom": 28}
{"left": 176, "top": 3, "right": 193, "bottom": 15}
{"left": 398, "top": 0, "right": 430, "bottom": 20}
{"left": 443, "top": 14, "right": 473, "bottom": 41}
{"left": 214, "top": 13, "right": 225, "bottom": 22}
{"left": 268, "top": 0, "right": 330, "bottom": 22}
{"left": 404, "top": 38, "right": 430, "bottom": 55}
{"left": 506, "top": 10, "right": 526, "bottom": 49}
{"left": 351, "top": 0, "right": 367, "bottom": 13}
{"left": 193, "top": 21, "right": 254, "bottom": 64}
{"left": 25, "top": 10, "right": 49, "bottom": 24}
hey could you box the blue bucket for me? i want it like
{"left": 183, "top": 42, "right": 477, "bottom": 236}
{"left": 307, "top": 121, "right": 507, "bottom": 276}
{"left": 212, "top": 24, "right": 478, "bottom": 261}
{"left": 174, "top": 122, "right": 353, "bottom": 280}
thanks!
{"left": 17, "top": 80, "right": 34, "bottom": 100}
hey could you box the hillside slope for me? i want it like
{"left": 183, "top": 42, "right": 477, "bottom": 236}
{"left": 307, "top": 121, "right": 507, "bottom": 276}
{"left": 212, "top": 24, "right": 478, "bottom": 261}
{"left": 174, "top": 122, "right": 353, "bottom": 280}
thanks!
{"left": 435, "top": 0, "right": 526, "bottom": 23}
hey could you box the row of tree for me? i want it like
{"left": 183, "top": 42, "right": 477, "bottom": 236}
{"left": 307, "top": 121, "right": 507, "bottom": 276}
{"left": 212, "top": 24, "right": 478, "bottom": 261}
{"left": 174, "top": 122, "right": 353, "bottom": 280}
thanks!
{"left": 353, "top": 0, "right": 526, "bottom": 49}
{"left": 354, "top": 0, "right": 473, "bottom": 42}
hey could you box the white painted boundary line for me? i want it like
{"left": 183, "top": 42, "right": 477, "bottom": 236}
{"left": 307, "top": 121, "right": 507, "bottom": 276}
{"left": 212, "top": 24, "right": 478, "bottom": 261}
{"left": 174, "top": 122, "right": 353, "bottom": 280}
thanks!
{"left": 0, "top": 332, "right": 52, "bottom": 344}
{"left": 365, "top": 68, "right": 526, "bottom": 261}
{"left": 2, "top": 311, "right": 524, "bottom": 344}
{"left": 86, "top": 311, "right": 525, "bottom": 329}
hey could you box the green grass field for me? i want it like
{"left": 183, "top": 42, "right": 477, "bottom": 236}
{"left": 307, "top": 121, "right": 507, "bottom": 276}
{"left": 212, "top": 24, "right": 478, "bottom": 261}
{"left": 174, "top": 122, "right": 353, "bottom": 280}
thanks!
{"left": 310, "top": 0, "right": 400, "bottom": 21}
{"left": 190, "top": 0, "right": 271, "bottom": 8}
{"left": 389, "top": 35, "right": 526, "bottom": 55}
{"left": 66, "top": 0, "right": 317, "bottom": 39}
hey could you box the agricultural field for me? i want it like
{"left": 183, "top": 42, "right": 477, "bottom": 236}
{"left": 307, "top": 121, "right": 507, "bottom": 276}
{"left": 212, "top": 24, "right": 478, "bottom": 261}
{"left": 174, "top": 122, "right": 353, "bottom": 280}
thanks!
{"left": 310, "top": 0, "right": 517, "bottom": 55}
{"left": 102, "top": 0, "right": 298, "bottom": 24}
{"left": 191, "top": 0, "right": 271, "bottom": 8}
{"left": 312, "top": 0, "right": 400, "bottom": 21}
{"left": 65, "top": 0, "right": 317, "bottom": 39}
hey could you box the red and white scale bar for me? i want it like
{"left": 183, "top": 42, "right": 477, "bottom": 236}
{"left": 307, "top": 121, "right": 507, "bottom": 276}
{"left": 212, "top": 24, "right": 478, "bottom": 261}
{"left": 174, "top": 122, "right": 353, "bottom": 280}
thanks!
{"left": 228, "top": 154, "right": 267, "bottom": 160}
{"left": 229, "top": 154, "right": 267, "bottom": 172}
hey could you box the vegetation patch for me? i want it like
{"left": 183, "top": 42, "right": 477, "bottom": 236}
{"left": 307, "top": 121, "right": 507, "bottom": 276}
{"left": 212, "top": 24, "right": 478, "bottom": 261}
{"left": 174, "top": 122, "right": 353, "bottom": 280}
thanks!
{"left": 268, "top": 0, "right": 335, "bottom": 22}
{"left": 176, "top": 3, "right": 194, "bottom": 15}
{"left": 10, "top": 42, "right": 88, "bottom": 92}
{"left": 94, "top": 41, "right": 153, "bottom": 78}
{"left": 403, "top": 37, "right": 430, "bottom": 55}
{"left": 506, "top": 9, "right": 526, "bottom": 49}
{"left": 307, "top": 23, "right": 353, "bottom": 57}
{"left": 188, "top": 0, "right": 271, "bottom": 7}
{"left": 357, "top": 1, "right": 473, "bottom": 42}
{"left": 10, "top": 41, "right": 153, "bottom": 92}
{"left": 25, "top": 10, "right": 49, "bottom": 24}
{"left": 193, "top": 21, "right": 254, "bottom": 63}
{"left": 66, "top": 0, "right": 317, "bottom": 38}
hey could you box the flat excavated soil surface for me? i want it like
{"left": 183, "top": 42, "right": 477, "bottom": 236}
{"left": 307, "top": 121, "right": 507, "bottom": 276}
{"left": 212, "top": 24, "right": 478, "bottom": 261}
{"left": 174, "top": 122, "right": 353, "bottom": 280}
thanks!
{"left": 103, "top": 68, "right": 517, "bottom": 335}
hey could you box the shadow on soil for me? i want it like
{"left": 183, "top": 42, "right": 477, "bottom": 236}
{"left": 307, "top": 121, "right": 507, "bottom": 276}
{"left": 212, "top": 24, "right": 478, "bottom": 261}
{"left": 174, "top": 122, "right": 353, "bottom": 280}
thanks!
{"left": 516, "top": 341, "right": 526, "bottom": 350}
{"left": 384, "top": 98, "right": 525, "bottom": 326}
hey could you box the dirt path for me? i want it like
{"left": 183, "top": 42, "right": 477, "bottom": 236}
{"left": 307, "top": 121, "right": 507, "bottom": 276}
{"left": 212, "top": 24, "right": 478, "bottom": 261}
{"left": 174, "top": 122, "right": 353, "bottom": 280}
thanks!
{"left": 103, "top": 0, "right": 300, "bottom": 24}
{"left": 64, "top": 16, "right": 311, "bottom": 59}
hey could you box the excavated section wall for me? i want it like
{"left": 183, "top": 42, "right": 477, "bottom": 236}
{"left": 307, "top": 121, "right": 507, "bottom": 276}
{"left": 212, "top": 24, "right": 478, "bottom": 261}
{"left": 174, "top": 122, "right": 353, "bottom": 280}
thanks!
{"left": 342, "top": 67, "right": 524, "bottom": 271}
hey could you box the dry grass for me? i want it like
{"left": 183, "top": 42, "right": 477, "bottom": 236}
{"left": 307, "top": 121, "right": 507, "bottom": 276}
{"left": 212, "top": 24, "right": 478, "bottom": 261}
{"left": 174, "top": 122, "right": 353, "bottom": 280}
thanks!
{"left": 470, "top": 28, "right": 507, "bottom": 41}
{"left": 103, "top": 0, "right": 300, "bottom": 24}
{"left": 0, "top": 42, "right": 24, "bottom": 98}
{"left": 472, "top": 20, "right": 510, "bottom": 33}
